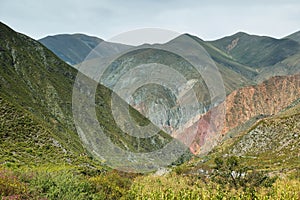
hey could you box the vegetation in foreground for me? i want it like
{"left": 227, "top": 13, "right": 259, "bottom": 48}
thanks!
{"left": 0, "top": 156, "right": 299, "bottom": 200}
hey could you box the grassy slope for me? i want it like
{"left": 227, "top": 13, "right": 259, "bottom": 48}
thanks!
{"left": 0, "top": 22, "right": 172, "bottom": 169}
{"left": 0, "top": 95, "right": 87, "bottom": 167}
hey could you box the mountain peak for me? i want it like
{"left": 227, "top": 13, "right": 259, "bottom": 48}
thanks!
{"left": 166, "top": 33, "right": 204, "bottom": 45}
{"left": 39, "top": 33, "right": 104, "bottom": 65}
{"left": 232, "top": 31, "right": 249, "bottom": 37}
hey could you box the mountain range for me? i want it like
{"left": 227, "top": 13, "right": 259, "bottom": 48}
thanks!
{"left": 0, "top": 21, "right": 299, "bottom": 174}
{"left": 39, "top": 29, "right": 300, "bottom": 157}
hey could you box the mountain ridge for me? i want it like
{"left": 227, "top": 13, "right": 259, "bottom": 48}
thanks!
{"left": 209, "top": 32, "right": 300, "bottom": 67}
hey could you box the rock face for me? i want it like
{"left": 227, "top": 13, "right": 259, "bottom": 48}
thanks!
{"left": 225, "top": 101, "right": 300, "bottom": 170}
{"left": 188, "top": 74, "right": 300, "bottom": 155}
{"left": 79, "top": 46, "right": 214, "bottom": 136}
{"left": 224, "top": 74, "right": 300, "bottom": 132}
{"left": 231, "top": 114, "right": 300, "bottom": 156}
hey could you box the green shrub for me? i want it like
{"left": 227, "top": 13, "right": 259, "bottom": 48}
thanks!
{"left": 89, "top": 170, "right": 132, "bottom": 200}
{"left": 28, "top": 170, "right": 100, "bottom": 200}
{"left": 212, "top": 156, "right": 277, "bottom": 190}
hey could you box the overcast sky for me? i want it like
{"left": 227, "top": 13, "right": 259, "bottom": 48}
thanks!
{"left": 1, "top": 0, "right": 300, "bottom": 41}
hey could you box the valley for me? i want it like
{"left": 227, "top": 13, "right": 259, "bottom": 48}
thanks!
{"left": 0, "top": 21, "right": 299, "bottom": 199}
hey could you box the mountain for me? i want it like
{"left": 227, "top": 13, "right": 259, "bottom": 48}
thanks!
{"left": 72, "top": 35, "right": 230, "bottom": 141}
{"left": 187, "top": 73, "right": 300, "bottom": 155}
{"left": 42, "top": 31, "right": 300, "bottom": 89}
{"left": 0, "top": 22, "right": 174, "bottom": 170}
{"left": 39, "top": 34, "right": 103, "bottom": 65}
{"left": 0, "top": 23, "right": 89, "bottom": 167}
{"left": 39, "top": 34, "right": 133, "bottom": 65}
{"left": 203, "top": 99, "right": 300, "bottom": 172}
{"left": 71, "top": 34, "right": 257, "bottom": 137}
{"left": 3, "top": 21, "right": 299, "bottom": 169}
{"left": 209, "top": 32, "right": 300, "bottom": 68}
{"left": 45, "top": 32, "right": 300, "bottom": 157}
{"left": 183, "top": 99, "right": 300, "bottom": 178}
{"left": 228, "top": 101, "right": 300, "bottom": 170}
{"left": 0, "top": 20, "right": 299, "bottom": 199}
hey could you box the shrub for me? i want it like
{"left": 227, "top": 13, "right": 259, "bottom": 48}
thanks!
{"left": 89, "top": 170, "right": 132, "bottom": 200}
{"left": 0, "top": 168, "right": 28, "bottom": 199}
{"left": 212, "top": 156, "right": 277, "bottom": 190}
{"left": 28, "top": 170, "right": 99, "bottom": 200}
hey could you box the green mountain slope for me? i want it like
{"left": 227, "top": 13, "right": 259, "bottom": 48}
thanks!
{"left": 0, "top": 95, "right": 85, "bottom": 167}
{"left": 185, "top": 34, "right": 256, "bottom": 86}
{"left": 209, "top": 32, "right": 300, "bottom": 68}
{"left": 0, "top": 22, "right": 173, "bottom": 169}
{"left": 0, "top": 22, "right": 78, "bottom": 138}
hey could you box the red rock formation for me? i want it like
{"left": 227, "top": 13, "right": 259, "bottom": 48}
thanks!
{"left": 188, "top": 74, "right": 300, "bottom": 155}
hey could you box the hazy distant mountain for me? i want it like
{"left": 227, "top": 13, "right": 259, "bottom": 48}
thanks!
{"left": 207, "top": 32, "right": 300, "bottom": 82}
{"left": 39, "top": 34, "right": 103, "bottom": 65}
{"left": 39, "top": 34, "right": 133, "bottom": 65}
{"left": 42, "top": 31, "right": 300, "bottom": 86}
